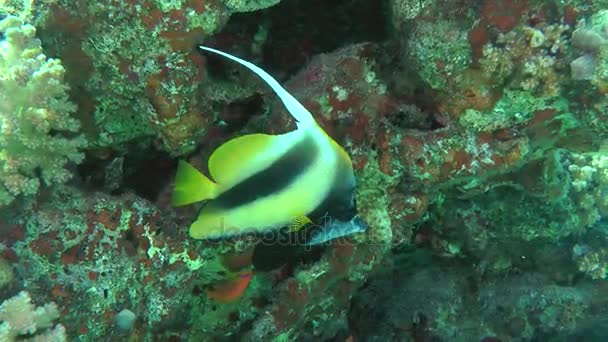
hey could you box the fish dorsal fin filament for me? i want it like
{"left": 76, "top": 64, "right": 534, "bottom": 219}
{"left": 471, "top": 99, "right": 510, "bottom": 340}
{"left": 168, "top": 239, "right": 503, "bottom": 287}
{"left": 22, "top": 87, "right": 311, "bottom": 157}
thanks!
{"left": 200, "top": 45, "right": 316, "bottom": 129}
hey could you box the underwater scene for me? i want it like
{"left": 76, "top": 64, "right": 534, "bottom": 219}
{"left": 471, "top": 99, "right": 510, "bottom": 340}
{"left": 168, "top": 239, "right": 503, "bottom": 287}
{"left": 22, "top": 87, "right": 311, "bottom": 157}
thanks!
{"left": 1, "top": 0, "right": 608, "bottom": 341}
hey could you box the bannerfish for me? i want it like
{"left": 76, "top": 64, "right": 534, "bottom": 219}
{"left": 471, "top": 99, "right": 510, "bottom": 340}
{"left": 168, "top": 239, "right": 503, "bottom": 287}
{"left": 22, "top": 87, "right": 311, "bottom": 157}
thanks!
{"left": 172, "top": 45, "right": 367, "bottom": 241}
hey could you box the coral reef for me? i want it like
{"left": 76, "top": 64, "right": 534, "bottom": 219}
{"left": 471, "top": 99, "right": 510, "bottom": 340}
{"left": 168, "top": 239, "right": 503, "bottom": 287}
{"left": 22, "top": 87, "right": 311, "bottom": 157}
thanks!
{"left": 407, "top": 17, "right": 473, "bottom": 91}
{"left": 570, "top": 10, "right": 608, "bottom": 91}
{"left": 223, "top": 0, "right": 282, "bottom": 13}
{"left": 0, "top": 257, "right": 14, "bottom": 289}
{"left": 350, "top": 257, "right": 607, "bottom": 341}
{"left": 478, "top": 21, "right": 570, "bottom": 96}
{"left": 29, "top": 0, "right": 235, "bottom": 156}
{"left": 0, "top": 15, "right": 86, "bottom": 206}
{"left": 2, "top": 0, "right": 608, "bottom": 340}
{"left": 1, "top": 185, "right": 225, "bottom": 339}
{"left": 0, "top": 291, "right": 66, "bottom": 341}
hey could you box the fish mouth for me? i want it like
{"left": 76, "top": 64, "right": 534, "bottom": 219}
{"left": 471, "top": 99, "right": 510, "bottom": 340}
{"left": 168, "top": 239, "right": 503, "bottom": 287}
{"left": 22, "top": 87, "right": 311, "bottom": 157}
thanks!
{"left": 348, "top": 215, "right": 369, "bottom": 232}
{"left": 305, "top": 214, "right": 370, "bottom": 246}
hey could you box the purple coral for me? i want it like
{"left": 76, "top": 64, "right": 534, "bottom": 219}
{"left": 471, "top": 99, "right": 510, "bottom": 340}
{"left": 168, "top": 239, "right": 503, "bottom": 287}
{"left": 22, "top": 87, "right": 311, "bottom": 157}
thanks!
{"left": 571, "top": 26, "right": 606, "bottom": 51}
{"left": 569, "top": 11, "right": 608, "bottom": 84}
{"left": 571, "top": 54, "right": 596, "bottom": 80}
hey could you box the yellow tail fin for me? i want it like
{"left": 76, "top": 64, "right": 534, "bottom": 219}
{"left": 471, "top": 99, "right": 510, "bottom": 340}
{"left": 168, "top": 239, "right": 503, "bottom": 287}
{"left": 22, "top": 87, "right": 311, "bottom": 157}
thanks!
{"left": 171, "top": 160, "right": 218, "bottom": 206}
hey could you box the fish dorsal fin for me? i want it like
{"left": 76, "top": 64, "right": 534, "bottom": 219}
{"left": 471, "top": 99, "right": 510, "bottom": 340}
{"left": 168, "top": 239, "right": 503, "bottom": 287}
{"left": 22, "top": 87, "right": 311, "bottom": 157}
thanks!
{"left": 208, "top": 132, "right": 301, "bottom": 185}
{"left": 200, "top": 45, "right": 316, "bottom": 129}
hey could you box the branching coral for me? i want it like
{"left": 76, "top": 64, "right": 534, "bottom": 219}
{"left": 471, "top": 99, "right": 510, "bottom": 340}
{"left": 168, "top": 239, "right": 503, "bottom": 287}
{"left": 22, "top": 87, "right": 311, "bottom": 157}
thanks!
{"left": 0, "top": 291, "right": 66, "bottom": 341}
{"left": 565, "top": 151, "right": 608, "bottom": 280}
{"left": 479, "top": 22, "right": 570, "bottom": 96}
{"left": 389, "top": 0, "right": 435, "bottom": 30}
{"left": 574, "top": 246, "right": 608, "bottom": 279}
{"left": 0, "top": 15, "right": 86, "bottom": 206}
{"left": 567, "top": 151, "right": 608, "bottom": 227}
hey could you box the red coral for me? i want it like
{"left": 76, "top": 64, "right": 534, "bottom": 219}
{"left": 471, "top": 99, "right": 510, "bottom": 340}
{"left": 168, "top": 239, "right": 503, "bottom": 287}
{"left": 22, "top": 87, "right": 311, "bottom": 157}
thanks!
{"left": 563, "top": 5, "right": 578, "bottom": 26}
{"left": 439, "top": 69, "right": 500, "bottom": 120}
{"left": 481, "top": 0, "right": 528, "bottom": 32}
{"left": 30, "top": 232, "right": 63, "bottom": 258}
{"left": 469, "top": 26, "right": 489, "bottom": 64}
{"left": 61, "top": 243, "right": 86, "bottom": 265}
{"left": 396, "top": 127, "right": 529, "bottom": 186}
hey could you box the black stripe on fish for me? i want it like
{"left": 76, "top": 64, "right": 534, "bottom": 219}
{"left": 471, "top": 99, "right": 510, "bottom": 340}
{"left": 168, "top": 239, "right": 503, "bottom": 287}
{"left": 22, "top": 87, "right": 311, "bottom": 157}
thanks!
{"left": 308, "top": 188, "right": 356, "bottom": 222}
{"left": 211, "top": 134, "right": 318, "bottom": 210}
{"left": 308, "top": 158, "right": 356, "bottom": 222}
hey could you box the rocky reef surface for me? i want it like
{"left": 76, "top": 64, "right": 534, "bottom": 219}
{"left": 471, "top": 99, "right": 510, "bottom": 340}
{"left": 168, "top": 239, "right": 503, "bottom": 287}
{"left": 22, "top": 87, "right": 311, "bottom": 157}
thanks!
{"left": 1, "top": 0, "right": 608, "bottom": 340}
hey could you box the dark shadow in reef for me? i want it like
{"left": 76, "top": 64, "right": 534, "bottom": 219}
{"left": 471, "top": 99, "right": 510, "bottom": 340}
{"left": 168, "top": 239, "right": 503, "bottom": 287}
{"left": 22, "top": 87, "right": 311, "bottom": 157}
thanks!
{"left": 252, "top": 226, "right": 326, "bottom": 272}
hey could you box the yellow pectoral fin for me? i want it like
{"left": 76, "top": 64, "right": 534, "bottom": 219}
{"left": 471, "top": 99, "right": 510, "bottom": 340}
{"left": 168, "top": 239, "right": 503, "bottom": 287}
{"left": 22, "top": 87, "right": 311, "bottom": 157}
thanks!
{"left": 208, "top": 133, "right": 277, "bottom": 185}
{"left": 172, "top": 160, "right": 218, "bottom": 207}
{"left": 288, "top": 215, "right": 312, "bottom": 232}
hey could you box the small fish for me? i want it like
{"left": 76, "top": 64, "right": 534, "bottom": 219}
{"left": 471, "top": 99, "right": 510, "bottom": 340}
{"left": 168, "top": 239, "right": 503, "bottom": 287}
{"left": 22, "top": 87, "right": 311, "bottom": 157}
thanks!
{"left": 206, "top": 271, "right": 253, "bottom": 303}
{"left": 172, "top": 45, "right": 360, "bottom": 240}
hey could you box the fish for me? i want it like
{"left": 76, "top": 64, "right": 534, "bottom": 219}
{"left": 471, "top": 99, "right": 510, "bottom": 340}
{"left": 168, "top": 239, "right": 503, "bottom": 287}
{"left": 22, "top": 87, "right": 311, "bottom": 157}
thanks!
{"left": 206, "top": 270, "right": 253, "bottom": 303}
{"left": 305, "top": 215, "right": 369, "bottom": 246}
{"left": 171, "top": 45, "right": 362, "bottom": 240}
{"left": 250, "top": 216, "right": 369, "bottom": 272}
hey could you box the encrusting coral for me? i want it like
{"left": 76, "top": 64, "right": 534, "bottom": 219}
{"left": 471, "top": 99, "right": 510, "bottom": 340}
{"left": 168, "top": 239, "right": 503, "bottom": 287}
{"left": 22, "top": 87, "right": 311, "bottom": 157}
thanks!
{"left": 223, "top": 0, "right": 282, "bottom": 12}
{"left": 3, "top": 0, "right": 608, "bottom": 340}
{"left": 0, "top": 15, "right": 86, "bottom": 206}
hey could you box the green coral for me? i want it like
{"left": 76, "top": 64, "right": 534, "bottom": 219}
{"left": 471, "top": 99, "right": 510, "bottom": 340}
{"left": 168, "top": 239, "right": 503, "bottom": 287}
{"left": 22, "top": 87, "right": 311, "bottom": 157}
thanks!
{"left": 575, "top": 246, "right": 608, "bottom": 279}
{"left": 559, "top": 0, "right": 608, "bottom": 12}
{"left": 77, "top": 2, "right": 167, "bottom": 150}
{"left": 356, "top": 150, "right": 400, "bottom": 245}
{"left": 596, "top": 47, "right": 608, "bottom": 89}
{"left": 389, "top": 0, "right": 436, "bottom": 29}
{"left": 407, "top": 19, "right": 472, "bottom": 91}
{"left": 222, "top": 0, "right": 282, "bottom": 13}
{"left": 459, "top": 90, "right": 568, "bottom": 132}
{"left": 0, "top": 15, "right": 86, "bottom": 206}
